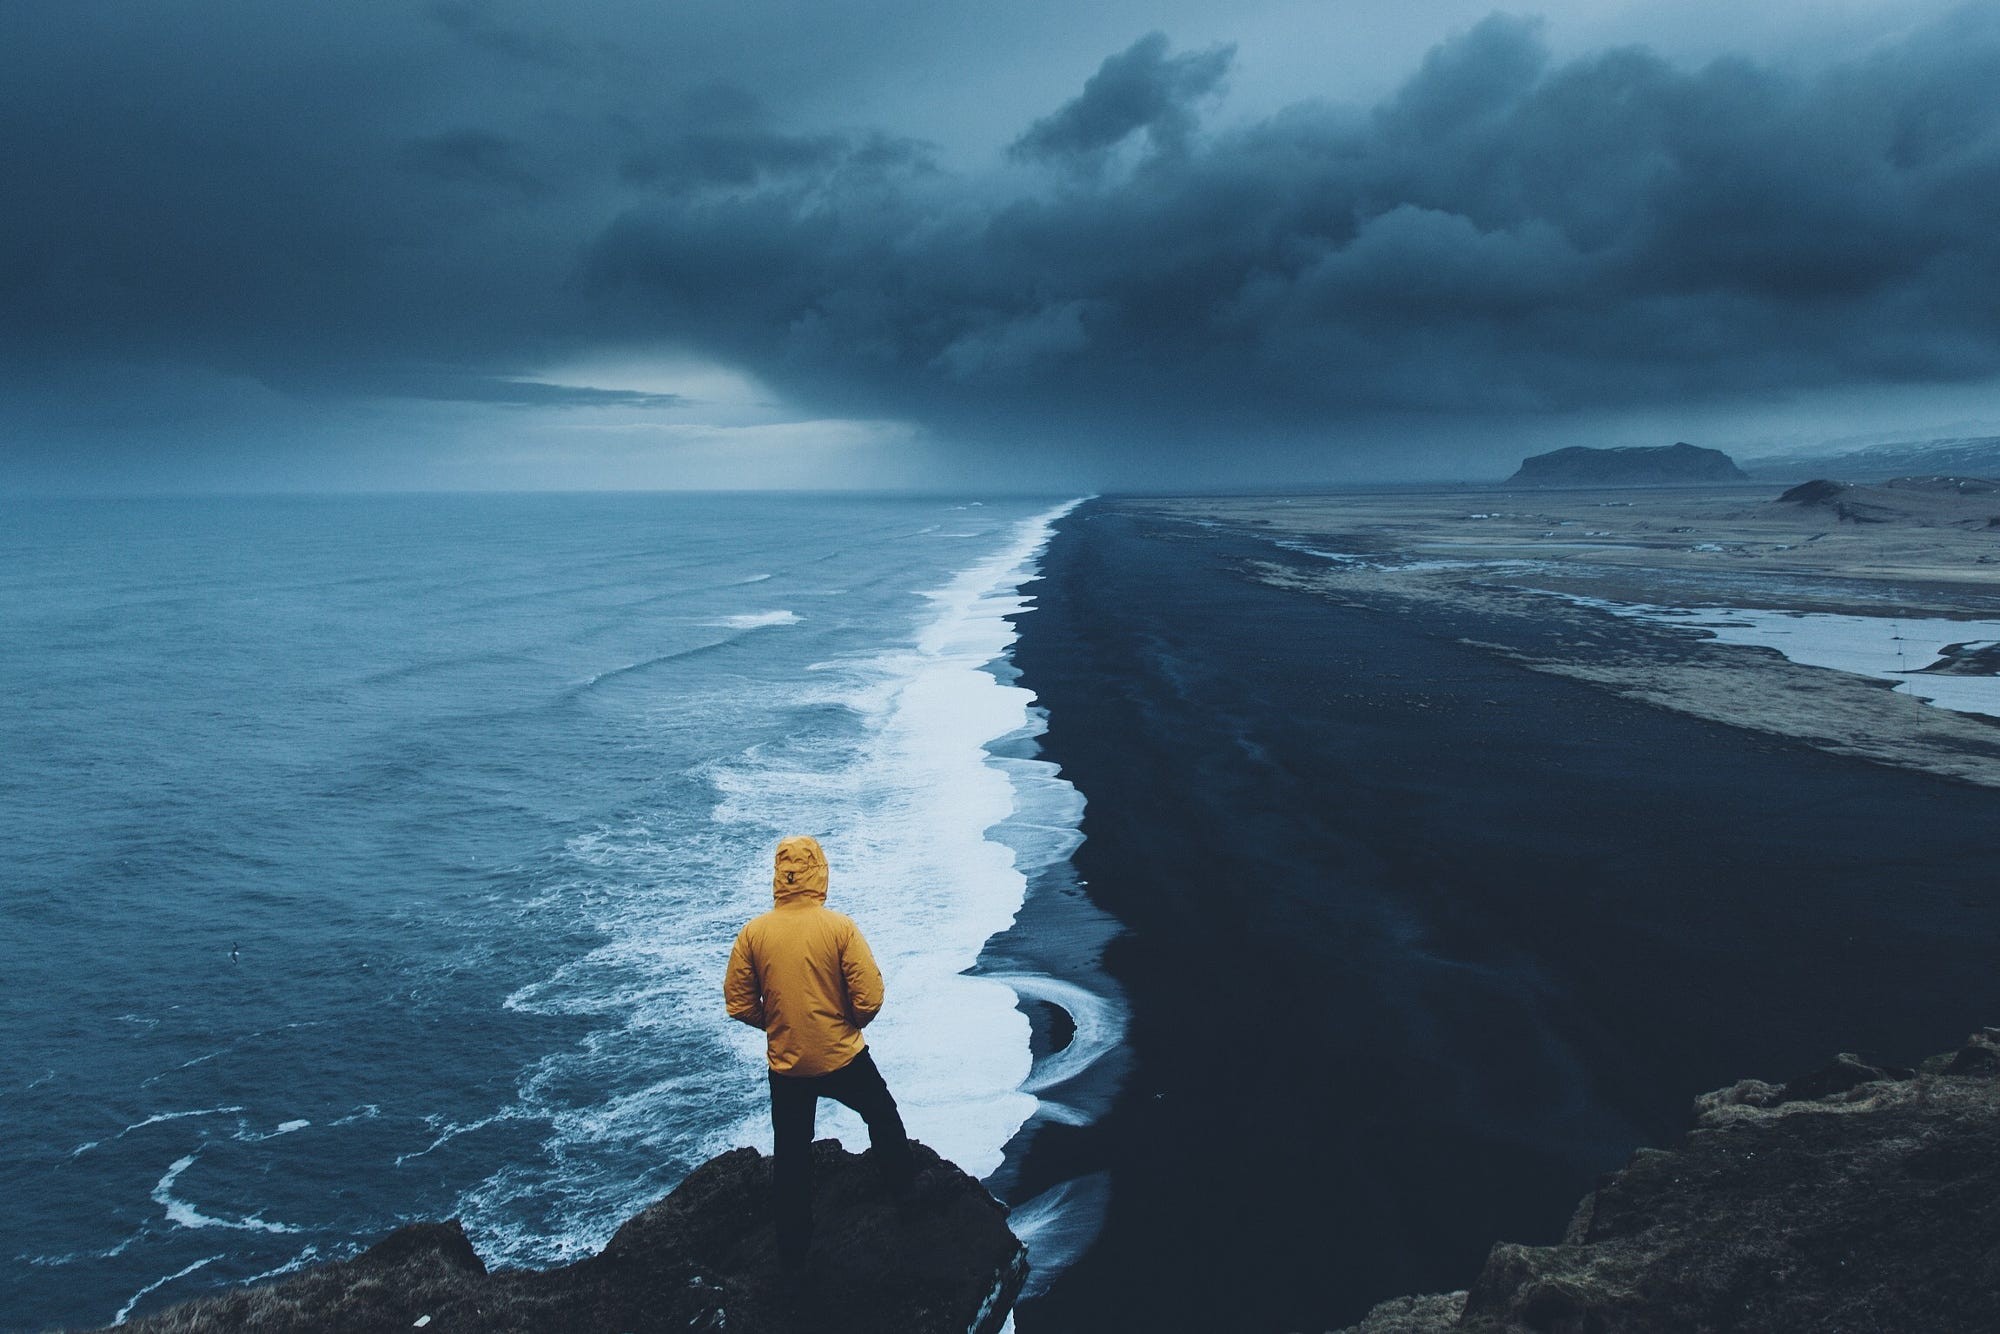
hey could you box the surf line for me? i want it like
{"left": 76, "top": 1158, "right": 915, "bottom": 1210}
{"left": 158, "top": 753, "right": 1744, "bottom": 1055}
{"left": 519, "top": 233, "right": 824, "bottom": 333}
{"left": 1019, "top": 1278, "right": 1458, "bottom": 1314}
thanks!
{"left": 957, "top": 497, "right": 1130, "bottom": 1298}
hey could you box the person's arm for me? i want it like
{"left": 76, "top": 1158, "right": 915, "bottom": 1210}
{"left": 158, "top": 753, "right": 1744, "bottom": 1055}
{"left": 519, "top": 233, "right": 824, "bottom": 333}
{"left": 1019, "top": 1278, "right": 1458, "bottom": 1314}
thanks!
{"left": 841, "top": 920, "right": 885, "bottom": 1028}
{"left": 724, "top": 928, "right": 766, "bottom": 1029}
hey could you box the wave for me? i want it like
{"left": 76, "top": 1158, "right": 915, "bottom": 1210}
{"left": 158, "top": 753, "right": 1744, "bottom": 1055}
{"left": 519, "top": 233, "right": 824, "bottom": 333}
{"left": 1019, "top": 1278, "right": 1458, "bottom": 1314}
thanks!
{"left": 18, "top": 1227, "right": 145, "bottom": 1268}
{"left": 567, "top": 614, "right": 803, "bottom": 696}
{"left": 1004, "top": 1171, "right": 1112, "bottom": 1300}
{"left": 395, "top": 1109, "right": 525, "bottom": 1166}
{"left": 70, "top": 1105, "right": 246, "bottom": 1159}
{"left": 986, "top": 973, "right": 1124, "bottom": 1107}
{"left": 712, "top": 610, "right": 801, "bottom": 629}
{"left": 114, "top": 1255, "right": 224, "bottom": 1326}
{"left": 231, "top": 1118, "right": 310, "bottom": 1143}
{"left": 152, "top": 1153, "right": 300, "bottom": 1235}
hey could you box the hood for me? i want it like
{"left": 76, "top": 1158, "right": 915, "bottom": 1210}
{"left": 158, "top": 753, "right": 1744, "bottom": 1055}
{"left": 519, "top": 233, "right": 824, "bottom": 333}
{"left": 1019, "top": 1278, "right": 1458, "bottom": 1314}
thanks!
{"left": 772, "top": 835, "right": 829, "bottom": 904}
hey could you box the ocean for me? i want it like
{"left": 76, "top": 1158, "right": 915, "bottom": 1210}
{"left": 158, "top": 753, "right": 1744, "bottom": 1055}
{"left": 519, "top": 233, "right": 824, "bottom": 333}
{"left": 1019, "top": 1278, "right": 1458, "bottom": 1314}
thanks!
{"left": 0, "top": 492, "right": 1094, "bottom": 1329}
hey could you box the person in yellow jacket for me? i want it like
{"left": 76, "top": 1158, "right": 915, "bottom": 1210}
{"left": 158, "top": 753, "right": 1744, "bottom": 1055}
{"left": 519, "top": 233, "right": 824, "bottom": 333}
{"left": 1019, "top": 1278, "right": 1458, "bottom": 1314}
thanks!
{"left": 725, "top": 835, "right": 915, "bottom": 1261}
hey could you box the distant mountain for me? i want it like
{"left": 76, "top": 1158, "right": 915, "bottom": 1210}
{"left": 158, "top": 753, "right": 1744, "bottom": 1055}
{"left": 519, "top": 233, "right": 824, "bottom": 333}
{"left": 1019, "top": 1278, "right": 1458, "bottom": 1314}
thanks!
{"left": 1507, "top": 442, "right": 1749, "bottom": 487}
{"left": 1743, "top": 435, "right": 2000, "bottom": 482}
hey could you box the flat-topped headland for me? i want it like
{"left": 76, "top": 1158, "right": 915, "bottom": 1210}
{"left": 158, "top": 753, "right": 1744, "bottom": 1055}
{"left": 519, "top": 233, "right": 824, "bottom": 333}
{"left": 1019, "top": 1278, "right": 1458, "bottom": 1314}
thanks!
{"left": 1507, "top": 442, "right": 1748, "bottom": 487}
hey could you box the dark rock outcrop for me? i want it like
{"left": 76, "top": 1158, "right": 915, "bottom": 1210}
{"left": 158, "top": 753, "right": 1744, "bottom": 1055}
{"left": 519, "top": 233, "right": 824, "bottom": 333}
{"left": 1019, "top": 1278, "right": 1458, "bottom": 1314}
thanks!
{"left": 1508, "top": 443, "right": 1748, "bottom": 487}
{"left": 112, "top": 1141, "right": 1025, "bottom": 1334}
{"left": 1776, "top": 477, "right": 1850, "bottom": 506}
{"left": 1338, "top": 1030, "right": 2000, "bottom": 1334}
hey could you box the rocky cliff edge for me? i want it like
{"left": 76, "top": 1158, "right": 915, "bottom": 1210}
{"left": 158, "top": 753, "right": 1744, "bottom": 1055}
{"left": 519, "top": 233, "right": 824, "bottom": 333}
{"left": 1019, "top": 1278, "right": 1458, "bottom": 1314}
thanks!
{"left": 1340, "top": 1030, "right": 2000, "bottom": 1334}
{"left": 105, "top": 1140, "right": 1026, "bottom": 1334}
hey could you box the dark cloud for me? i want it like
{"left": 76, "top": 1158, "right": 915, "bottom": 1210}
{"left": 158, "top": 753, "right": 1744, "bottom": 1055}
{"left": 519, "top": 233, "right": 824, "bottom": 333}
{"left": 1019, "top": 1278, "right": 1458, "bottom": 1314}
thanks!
{"left": 428, "top": 1, "right": 583, "bottom": 71}
{"left": 1380, "top": 13, "right": 1548, "bottom": 144}
{"left": 1010, "top": 32, "right": 1234, "bottom": 164}
{"left": 405, "top": 129, "right": 552, "bottom": 198}
{"left": 4, "top": 3, "right": 2000, "bottom": 487}
{"left": 617, "top": 87, "right": 850, "bottom": 188}
{"left": 586, "top": 9, "right": 2000, "bottom": 448}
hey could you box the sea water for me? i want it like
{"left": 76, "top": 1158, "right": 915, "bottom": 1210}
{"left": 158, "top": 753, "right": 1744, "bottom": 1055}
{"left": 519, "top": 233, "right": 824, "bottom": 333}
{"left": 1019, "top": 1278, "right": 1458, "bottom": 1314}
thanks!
{"left": 0, "top": 492, "right": 1085, "bottom": 1328}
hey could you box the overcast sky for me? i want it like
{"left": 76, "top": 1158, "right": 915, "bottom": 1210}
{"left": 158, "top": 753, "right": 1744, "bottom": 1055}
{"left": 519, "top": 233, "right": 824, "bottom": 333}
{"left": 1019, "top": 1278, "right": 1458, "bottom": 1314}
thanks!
{"left": 4, "top": 0, "right": 1998, "bottom": 492}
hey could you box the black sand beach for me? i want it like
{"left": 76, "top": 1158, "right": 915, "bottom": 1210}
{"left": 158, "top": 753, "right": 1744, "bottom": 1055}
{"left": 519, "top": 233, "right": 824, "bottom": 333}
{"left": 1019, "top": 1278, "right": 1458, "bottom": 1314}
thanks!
{"left": 1002, "top": 499, "right": 2000, "bottom": 1332}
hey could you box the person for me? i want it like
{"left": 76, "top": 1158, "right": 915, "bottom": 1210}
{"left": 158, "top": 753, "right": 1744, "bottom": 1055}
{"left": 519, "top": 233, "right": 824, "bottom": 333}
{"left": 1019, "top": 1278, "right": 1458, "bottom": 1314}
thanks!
{"left": 724, "top": 835, "right": 915, "bottom": 1262}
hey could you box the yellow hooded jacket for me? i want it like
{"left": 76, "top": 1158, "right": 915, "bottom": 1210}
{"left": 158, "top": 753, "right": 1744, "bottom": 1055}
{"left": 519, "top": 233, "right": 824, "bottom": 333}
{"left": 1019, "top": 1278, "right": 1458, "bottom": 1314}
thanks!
{"left": 724, "top": 836, "right": 884, "bottom": 1077}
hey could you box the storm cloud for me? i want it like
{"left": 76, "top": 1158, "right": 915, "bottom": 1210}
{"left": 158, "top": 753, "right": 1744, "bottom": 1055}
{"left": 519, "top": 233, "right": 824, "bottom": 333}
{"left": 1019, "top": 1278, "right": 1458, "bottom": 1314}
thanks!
{"left": 1010, "top": 32, "right": 1235, "bottom": 164}
{"left": 588, "top": 10, "right": 2000, "bottom": 440}
{"left": 3, "top": 2, "right": 1999, "bottom": 487}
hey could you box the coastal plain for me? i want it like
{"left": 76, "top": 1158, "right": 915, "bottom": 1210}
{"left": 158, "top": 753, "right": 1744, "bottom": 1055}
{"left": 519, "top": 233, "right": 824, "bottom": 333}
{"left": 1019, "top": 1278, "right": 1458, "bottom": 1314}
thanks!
{"left": 1145, "top": 483, "right": 2000, "bottom": 787}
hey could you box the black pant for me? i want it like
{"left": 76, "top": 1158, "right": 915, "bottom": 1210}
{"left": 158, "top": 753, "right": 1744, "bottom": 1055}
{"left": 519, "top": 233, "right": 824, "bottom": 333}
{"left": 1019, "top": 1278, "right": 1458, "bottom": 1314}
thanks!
{"left": 769, "top": 1047, "right": 914, "bottom": 1259}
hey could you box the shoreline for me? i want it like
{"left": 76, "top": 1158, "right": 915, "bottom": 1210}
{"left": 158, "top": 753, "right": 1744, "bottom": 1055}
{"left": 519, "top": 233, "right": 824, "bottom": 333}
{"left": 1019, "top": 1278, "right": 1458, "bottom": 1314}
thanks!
{"left": 972, "top": 502, "right": 1131, "bottom": 1302}
{"left": 1001, "top": 496, "right": 2000, "bottom": 1331}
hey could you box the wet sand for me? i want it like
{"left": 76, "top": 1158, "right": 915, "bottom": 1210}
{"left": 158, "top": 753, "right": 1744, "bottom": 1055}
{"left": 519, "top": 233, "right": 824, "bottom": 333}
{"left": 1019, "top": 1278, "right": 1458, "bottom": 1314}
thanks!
{"left": 1003, "top": 496, "right": 2000, "bottom": 1332}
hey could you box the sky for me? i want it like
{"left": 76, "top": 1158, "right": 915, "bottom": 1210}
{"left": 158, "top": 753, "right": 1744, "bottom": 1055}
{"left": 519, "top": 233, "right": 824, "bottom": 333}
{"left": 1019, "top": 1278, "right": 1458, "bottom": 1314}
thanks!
{"left": 4, "top": 0, "right": 1999, "bottom": 493}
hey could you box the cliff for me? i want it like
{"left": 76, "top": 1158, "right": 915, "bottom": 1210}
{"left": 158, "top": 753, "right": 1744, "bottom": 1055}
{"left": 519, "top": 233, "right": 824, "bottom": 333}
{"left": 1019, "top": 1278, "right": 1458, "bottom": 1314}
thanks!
{"left": 107, "top": 1140, "right": 1026, "bottom": 1334}
{"left": 1507, "top": 443, "right": 1748, "bottom": 487}
{"left": 1338, "top": 1030, "right": 2000, "bottom": 1334}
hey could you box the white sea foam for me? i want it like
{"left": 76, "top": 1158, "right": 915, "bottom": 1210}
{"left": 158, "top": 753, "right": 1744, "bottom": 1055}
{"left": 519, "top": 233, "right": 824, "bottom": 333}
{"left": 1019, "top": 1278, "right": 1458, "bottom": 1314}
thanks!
{"left": 71, "top": 1105, "right": 247, "bottom": 1158}
{"left": 153, "top": 1154, "right": 300, "bottom": 1234}
{"left": 993, "top": 974, "right": 1123, "bottom": 1106}
{"left": 1275, "top": 538, "right": 1368, "bottom": 565}
{"left": 138, "top": 1022, "right": 327, "bottom": 1088}
{"left": 395, "top": 1110, "right": 522, "bottom": 1165}
{"left": 715, "top": 610, "right": 802, "bottom": 629}
{"left": 1005, "top": 1171, "right": 1112, "bottom": 1300}
{"left": 18, "top": 1227, "right": 144, "bottom": 1267}
{"left": 114, "top": 1254, "right": 222, "bottom": 1326}
{"left": 232, "top": 1118, "right": 311, "bottom": 1142}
